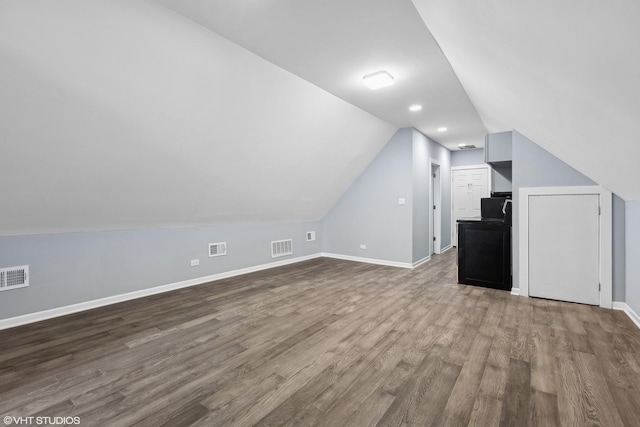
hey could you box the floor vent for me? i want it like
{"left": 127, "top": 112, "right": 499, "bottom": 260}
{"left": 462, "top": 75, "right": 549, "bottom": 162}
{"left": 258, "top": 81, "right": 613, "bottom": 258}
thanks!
{"left": 209, "top": 242, "right": 227, "bottom": 257}
{"left": 271, "top": 239, "right": 293, "bottom": 258}
{"left": 0, "top": 265, "right": 29, "bottom": 291}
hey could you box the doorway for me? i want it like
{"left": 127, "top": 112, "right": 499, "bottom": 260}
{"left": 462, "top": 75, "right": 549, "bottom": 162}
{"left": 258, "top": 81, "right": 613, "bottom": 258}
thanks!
{"left": 451, "top": 165, "right": 490, "bottom": 246}
{"left": 519, "top": 186, "right": 612, "bottom": 308}
{"left": 430, "top": 161, "right": 441, "bottom": 255}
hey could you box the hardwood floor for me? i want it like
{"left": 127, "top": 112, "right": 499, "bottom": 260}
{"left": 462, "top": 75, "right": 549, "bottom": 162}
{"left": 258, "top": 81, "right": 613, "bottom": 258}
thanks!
{"left": 1, "top": 250, "right": 640, "bottom": 426}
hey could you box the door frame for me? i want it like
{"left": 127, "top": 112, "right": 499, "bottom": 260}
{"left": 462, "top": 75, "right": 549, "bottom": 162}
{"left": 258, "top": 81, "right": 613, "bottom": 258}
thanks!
{"left": 450, "top": 164, "right": 492, "bottom": 246}
{"left": 430, "top": 159, "right": 441, "bottom": 254}
{"left": 519, "top": 185, "right": 612, "bottom": 308}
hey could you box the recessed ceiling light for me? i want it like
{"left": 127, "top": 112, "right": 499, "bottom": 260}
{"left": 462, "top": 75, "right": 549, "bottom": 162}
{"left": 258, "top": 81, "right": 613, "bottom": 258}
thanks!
{"left": 362, "top": 70, "right": 394, "bottom": 90}
{"left": 409, "top": 104, "right": 422, "bottom": 112}
{"left": 437, "top": 127, "right": 448, "bottom": 132}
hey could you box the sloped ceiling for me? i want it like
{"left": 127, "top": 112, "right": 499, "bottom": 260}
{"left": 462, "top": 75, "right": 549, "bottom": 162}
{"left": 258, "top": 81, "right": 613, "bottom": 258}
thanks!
{"left": 154, "top": 0, "right": 487, "bottom": 150}
{"left": 0, "top": 0, "right": 396, "bottom": 235}
{"left": 3, "top": 1, "right": 637, "bottom": 236}
{"left": 412, "top": 0, "right": 640, "bottom": 200}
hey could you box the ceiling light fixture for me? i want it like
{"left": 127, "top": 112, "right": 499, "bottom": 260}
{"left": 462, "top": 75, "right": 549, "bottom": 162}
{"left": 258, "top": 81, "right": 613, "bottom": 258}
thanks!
{"left": 409, "top": 104, "right": 422, "bottom": 112}
{"left": 437, "top": 127, "right": 447, "bottom": 132}
{"left": 362, "top": 70, "right": 394, "bottom": 90}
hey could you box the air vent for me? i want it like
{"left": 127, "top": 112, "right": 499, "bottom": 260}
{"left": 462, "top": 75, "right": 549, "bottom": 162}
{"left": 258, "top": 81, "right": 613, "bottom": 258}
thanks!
{"left": 306, "top": 231, "right": 316, "bottom": 242}
{"left": 209, "top": 242, "right": 227, "bottom": 257}
{"left": 457, "top": 144, "right": 477, "bottom": 150}
{"left": 0, "top": 265, "right": 29, "bottom": 291}
{"left": 271, "top": 239, "right": 293, "bottom": 258}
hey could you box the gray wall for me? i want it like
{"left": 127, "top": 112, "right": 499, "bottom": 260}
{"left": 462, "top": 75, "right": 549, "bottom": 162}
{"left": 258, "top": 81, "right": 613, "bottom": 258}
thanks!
{"left": 412, "top": 131, "right": 430, "bottom": 262}
{"left": 451, "top": 148, "right": 484, "bottom": 167}
{"left": 322, "top": 128, "right": 414, "bottom": 263}
{"left": 412, "top": 130, "right": 452, "bottom": 262}
{"left": 625, "top": 202, "right": 640, "bottom": 314}
{"left": 492, "top": 166, "right": 513, "bottom": 192}
{"left": 512, "top": 130, "right": 626, "bottom": 302}
{"left": 0, "top": 221, "right": 321, "bottom": 320}
{"left": 322, "top": 128, "right": 452, "bottom": 265}
{"left": 614, "top": 195, "right": 626, "bottom": 301}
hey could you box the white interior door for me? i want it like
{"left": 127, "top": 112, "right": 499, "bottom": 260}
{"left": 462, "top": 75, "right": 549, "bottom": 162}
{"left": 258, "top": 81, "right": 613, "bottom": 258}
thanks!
{"left": 452, "top": 167, "right": 489, "bottom": 245}
{"left": 528, "top": 194, "right": 600, "bottom": 305}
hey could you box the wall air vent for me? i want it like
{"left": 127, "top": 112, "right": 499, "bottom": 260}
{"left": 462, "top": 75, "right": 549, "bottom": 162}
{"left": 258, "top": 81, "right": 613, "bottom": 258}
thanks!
{"left": 0, "top": 265, "right": 29, "bottom": 291}
{"left": 271, "top": 239, "right": 293, "bottom": 258}
{"left": 457, "top": 144, "right": 477, "bottom": 150}
{"left": 209, "top": 242, "right": 227, "bottom": 257}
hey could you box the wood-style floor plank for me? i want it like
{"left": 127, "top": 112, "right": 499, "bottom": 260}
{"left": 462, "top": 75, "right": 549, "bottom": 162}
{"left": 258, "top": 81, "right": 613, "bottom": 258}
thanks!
{"left": 1, "top": 250, "right": 640, "bottom": 426}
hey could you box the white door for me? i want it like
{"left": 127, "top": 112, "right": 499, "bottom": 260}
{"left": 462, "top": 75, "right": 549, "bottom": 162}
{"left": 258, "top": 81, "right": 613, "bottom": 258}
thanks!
{"left": 452, "top": 167, "right": 489, "bottom": 245}
{"left": 528, "top": 194, "right": 600, "bottom": 305}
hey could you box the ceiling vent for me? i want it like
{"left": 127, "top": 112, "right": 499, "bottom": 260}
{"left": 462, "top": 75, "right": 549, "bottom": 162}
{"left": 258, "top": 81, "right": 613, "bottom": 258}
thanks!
{"left": 209, "top": 242, "right": 227, "bottom": 257}
{"left": 0, "top": 265, "right": 29, "bottom": 291}
{"left": 271, "top": 239, "right": 293, "bottom": 258}
{"left": 457, "top": 144, "right": 477, "bottom": 150}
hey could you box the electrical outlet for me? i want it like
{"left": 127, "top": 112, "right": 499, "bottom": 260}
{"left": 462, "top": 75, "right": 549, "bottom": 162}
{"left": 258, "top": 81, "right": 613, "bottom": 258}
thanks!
{"left": 190, "top": 259, "right": 200, "bottom": 267}
{"left": 360, "top": 244, "right": 367, "bottom": 250}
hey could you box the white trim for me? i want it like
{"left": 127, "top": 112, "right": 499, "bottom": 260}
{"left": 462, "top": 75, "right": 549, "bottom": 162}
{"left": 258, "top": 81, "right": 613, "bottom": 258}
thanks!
{"left": 450, "top": 164, "right": 491, "bottom": 247}
{"left": 510, "top": 288, "right": 521, "bottom": 296}
{"left": 440, "top": 244, "right": 453, "bottom": 253}
{"left": 450, "top": 164, "right": 491, "bottom": 171}
{"left": 412, "top": 256, "right": 431, "bottom": 268}
{"left": 321, "top": 253, "right": 413, "bottom": 269}
{"left": 0, "top": 253, "right": 322, "bottom": 331}
{"left": 613, "top": 301, "right": 640, "bottom": 330}
{"left": 519, "top": 185, "right": 612, "bottom": 308}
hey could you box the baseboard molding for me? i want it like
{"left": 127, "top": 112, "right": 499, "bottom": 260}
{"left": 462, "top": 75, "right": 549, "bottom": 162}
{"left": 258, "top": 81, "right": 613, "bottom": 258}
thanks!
{"left": 412, "top": 256, "right": 431, "bottom": 268}
{"left": 510, "top": 287, "right": 521, "bottom": 296}
{"left": 0, "top": 251, "right": 432, "bottom": 330}
{"left": 613, "top": 301, "right": 640, "bottom": 330}
{"left": 440, "top": 244, "right": 453, "bottom": 254}
{"left": 0, "top": 253, "right": 322, "bottom": 331}
{"left": 321, "top": 253, "right": 413, "bottom": 269}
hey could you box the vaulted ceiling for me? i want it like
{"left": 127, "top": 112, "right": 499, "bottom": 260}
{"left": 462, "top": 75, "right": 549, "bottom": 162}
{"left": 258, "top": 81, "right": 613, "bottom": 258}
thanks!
{"left": 1, "top": 0, "right": 639, "bottom": 235}
{"left": 412, "top": 0, "right": 640, "bottom": 201}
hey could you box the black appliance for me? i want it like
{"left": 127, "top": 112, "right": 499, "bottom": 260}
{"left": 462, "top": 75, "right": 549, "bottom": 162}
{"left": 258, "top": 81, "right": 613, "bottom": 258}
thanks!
{"left": 457, "top": 194, "right": 512, "bottom": 291}
{"left": 491, "top": 191, "right": 512, "bottom": 199}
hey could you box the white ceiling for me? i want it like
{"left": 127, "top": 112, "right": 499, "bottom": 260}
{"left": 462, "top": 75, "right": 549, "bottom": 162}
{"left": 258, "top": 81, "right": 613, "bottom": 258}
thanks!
{"left": 158, "top": 0, "right": 640, "bottom": 200}
{"left": 2, "top": 0, "right": 639, "bottom": 235}
{"left": 0, "top": 0, "right": 396, "bottom": 234}
{"left": 155, "top": 0, "right": 488, "bottom": 150}
{"left": 412, "top": 0, "right": 640, "bottom": 200}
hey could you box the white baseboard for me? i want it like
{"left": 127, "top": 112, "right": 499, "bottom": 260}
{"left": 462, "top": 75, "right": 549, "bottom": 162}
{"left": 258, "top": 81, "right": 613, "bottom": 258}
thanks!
{"left": 613, "top": 301, "right": 640, "bottom": 330}
{"left": 440, "top": 244, "right": 453, "bottom": 254}
{"left": 412, "top": 256, "right": 431, "bottom": 268}
{"left": 321, "top": 253, "right": 413, "bottom": 269}
{"left": 0, "top": 253, "right": 322, "bottom": 331}
{"left": 510, "top": 287, "right": 520, "bottom": 296}
{"left": 0, "top": 251, "right": 441, "bottom": 331}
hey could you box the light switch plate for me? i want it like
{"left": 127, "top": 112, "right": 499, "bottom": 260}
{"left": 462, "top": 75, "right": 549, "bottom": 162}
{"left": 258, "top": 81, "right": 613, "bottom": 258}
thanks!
{"left": 398, "top": 198, "right": 406, "bottom": 205}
